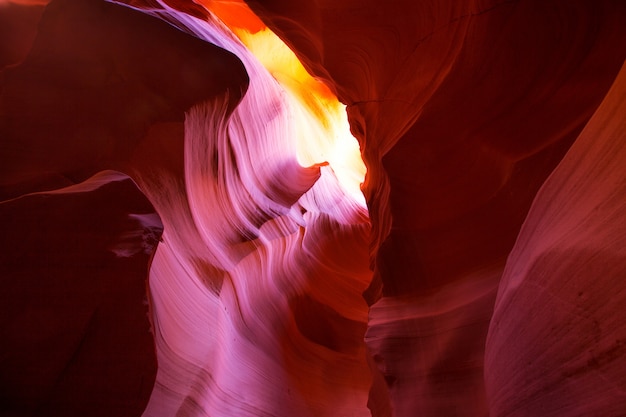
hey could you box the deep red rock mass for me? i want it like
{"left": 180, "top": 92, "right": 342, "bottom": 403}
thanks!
{"left": 1, "top": 0, "right": 625, "bottom": 416}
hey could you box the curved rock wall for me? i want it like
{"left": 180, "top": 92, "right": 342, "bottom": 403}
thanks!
{"left": 485, "top": 61, "right": 626, "bottom": 417}
{"left": 242, "top": 1, "right": 626, "bottom": 415}
{"left": 125, "top": 8, "right": 373, "bottom": 414}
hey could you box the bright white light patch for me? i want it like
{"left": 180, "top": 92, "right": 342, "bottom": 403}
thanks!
{"left": 227, "top": 27, "right": 367, "bottom": 207}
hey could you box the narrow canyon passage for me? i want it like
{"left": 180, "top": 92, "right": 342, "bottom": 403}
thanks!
{"left": 1, "top": 0, "right": 625, "bottom": 416}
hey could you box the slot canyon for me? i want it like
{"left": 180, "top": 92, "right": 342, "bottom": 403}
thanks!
{"left": 1, "top": 0, "right": 625, "bottom": 416}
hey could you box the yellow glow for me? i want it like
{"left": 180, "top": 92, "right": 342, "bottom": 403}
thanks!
{"left": 200, "top": 0, "right": 367, "bottom": 205}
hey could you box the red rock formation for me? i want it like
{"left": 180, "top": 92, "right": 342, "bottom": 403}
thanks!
{"left": 0, "top": 2, "right": 44, "bottom": 70}
{"left": 2, "top": 0, "right": 373, "bottom": 415}
{"left": 121, "top": 7, "right": 373, "bottom": 415}
{"left": 485, "top": 61, "right": 626, "bottom": 417}
{"left": 0, "top": 0, "right": 245, "bottom": 415}
{"left": 243, "top": 0, "right": 626, "bottom": 415}
{"left": 2, "top": 0, "right": 626, "bottom": 416}
{"left": 0, "top": 0, "right": 247, "bottom": 199}
{"left": 0, "top": 172, "right": 159, "bottom": 416}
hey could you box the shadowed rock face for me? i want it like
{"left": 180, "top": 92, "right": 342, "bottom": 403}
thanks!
{"left": 0, "top": 172, "right": 160, "bottom": 417}
{"left": 0, "top": 0, "right": 248, "bottom": 199}
{"left": 0, "top": 2, "right": 44, "bottom": 70}
{"left": 2, "top": 0, "right": 626, "bottom": 416}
